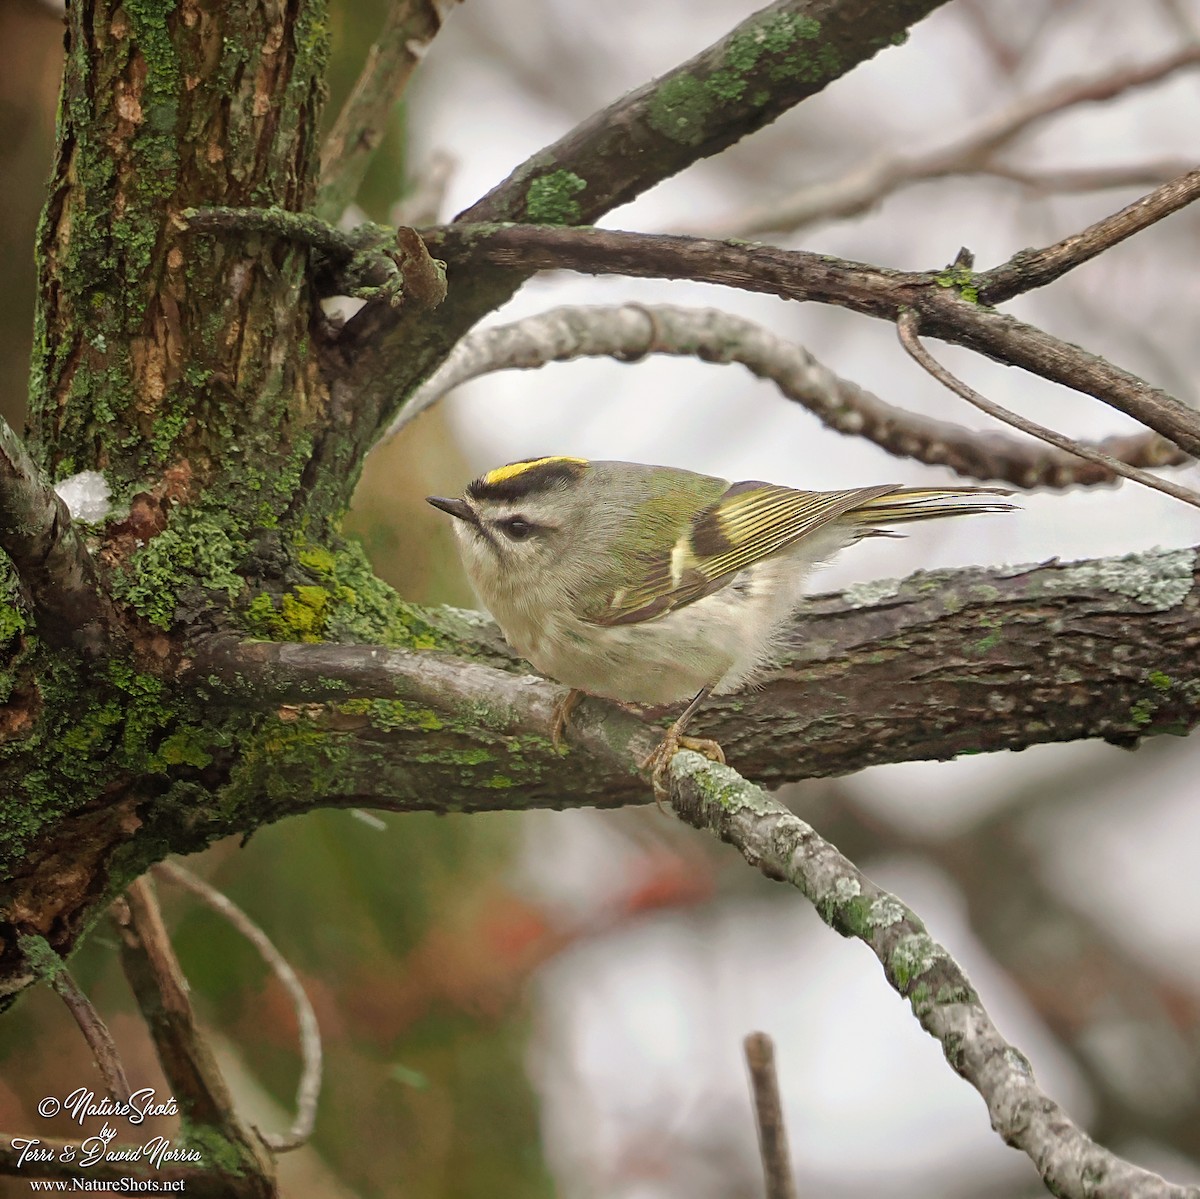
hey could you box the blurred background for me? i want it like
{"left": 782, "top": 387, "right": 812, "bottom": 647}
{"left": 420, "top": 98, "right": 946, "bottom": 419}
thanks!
{"left": 2, "top": 0, "right": 1200, "bottom": 1195}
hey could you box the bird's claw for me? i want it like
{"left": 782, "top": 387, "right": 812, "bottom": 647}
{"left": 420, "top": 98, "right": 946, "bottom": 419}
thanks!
{"left": 641, "top": 728, "right": 725, "bottom": 810}
{"left": 550, "top": 688, "right": 584, "bottom": 750}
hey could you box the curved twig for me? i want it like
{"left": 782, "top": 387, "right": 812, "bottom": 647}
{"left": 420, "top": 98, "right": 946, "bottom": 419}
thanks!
{"left": 381, "top": 302, "right": 1188, "bottom": 488}
{"left": 896, "top": 310, "right": 1200, "bottom": 510}
{"left": 154, "top": 861, "right": 322, "bottom": 1152}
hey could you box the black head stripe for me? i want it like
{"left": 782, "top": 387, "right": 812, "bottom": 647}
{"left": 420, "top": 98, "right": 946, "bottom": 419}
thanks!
{"left": 466, "top": 456, "right": 589, "bottom": 502}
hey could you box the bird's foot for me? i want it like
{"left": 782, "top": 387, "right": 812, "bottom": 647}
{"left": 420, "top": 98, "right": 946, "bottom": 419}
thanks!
{"left": 641, "top": 726, "right": 725, "bottom": 808}
{"left": 550, "top": 688, "right": 584, "bottom": 750}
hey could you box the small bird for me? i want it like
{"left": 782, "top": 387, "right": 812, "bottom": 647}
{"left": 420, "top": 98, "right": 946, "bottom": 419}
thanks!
{"left": 428, "top": 457, "right": 1014, "bottom": 796}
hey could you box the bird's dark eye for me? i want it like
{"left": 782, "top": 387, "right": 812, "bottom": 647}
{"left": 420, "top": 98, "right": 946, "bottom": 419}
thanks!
{"left": 498, "top": 516, "right": 536, "bottom": 541}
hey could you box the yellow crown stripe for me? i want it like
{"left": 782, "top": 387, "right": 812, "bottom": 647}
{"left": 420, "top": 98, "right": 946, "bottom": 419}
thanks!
{"left": 482, "top": 456, "right": 589, "bottom": 486}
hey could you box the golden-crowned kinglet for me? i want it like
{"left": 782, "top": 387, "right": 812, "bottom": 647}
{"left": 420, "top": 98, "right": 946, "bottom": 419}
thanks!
{"left": 428, "top": 456, "right": 1014, "bottom": 793}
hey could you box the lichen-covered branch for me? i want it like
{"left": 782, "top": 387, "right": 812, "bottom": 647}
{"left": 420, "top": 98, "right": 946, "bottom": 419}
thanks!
{"left": 191, "top": 544, "right": 1200, "bottom": 819}
{"left": 811, "top": 766, "right": 1200, "bottom": 1163}
{"left": 667, "top": 751, "right": 1200, "bottom": 1199}
{"left": 457, "top": 0, "right": 951, "bottom": 225}
{"left": 381, "top": 301, "right": 1188, "bottom": 488}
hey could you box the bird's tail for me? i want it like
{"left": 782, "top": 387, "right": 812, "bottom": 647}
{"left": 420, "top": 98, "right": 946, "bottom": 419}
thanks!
{"left": 849, "top": 486, "right": 1017, "bottom": 528}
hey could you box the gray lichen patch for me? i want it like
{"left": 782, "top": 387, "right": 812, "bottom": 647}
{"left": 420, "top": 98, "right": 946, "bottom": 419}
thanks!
{"left": 1041, "top": 547, "right": 1196, "bottom": 611}
{"left": 843, "top": 576, "right": 903, "bottom": 608}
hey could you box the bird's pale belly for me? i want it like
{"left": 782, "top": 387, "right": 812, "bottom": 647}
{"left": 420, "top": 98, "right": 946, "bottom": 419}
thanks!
{"left": 502, "top": 590, "right": 766, "bottom": 706}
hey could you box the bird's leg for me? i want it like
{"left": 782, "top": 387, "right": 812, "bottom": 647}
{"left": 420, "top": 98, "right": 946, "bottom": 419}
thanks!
{"left": 641, "top": 687, "right": 725, "bottom": 804}
{"left": 550, "top": 687, "right": 585, "bottom": 749}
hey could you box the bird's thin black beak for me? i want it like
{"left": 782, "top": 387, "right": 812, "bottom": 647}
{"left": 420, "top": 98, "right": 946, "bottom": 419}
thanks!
{"left": 426, "top": 496, "right": 478, "bottom": 525}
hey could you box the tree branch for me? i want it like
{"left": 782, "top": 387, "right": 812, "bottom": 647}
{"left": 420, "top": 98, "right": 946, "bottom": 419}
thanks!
{"left": 0, "top": 416, "right": 126, "bottom": 654}
{"left": 317, "top": 0, "right": 456, "bottom": 220}
{"left": 111, "top": 878, "right": 275, "bottom": 1193}
{"left": 710, "top": 46, "right": 1200, "bottom": 237}
{"left": 185, "top": 546, "right": 1200, "bottom": 816}
{"left": 975, "top": 167, "right": 1200, "bottom": 304}
{"left": 812, "top": 763, "right": 1200, "bottom": 1163}
{"left": 425, "top": 219, "right": 1200, "bottom": 456}
{"left": 381, "top": 301, "right": 1189, "bottom": 488}
{"left": 668, "top": 751, "right": 1200, "bottom": 1199}
{"left": 455, "top": 0, "right": 953, "bottom": 225}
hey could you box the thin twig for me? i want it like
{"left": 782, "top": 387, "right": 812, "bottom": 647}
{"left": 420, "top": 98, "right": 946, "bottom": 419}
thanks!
{"left": 896, "top": 310, "right": 1200, "bottom": 511}
{"left": 154, "top": 860, "right": 323, "bottom": 1152}
{"left": 669, "top": 752, "right": 1200, "bottom": 1199}
{"left": 19, "top": 934, "right": 132, "bottom": 1105}
{"left": 380, "top": 302, "right": 1187, "bottom": 488}
{"left": 317, "top": 0, "right": 456, "bottom": 220}
{"left": 49, "top": 966, "right": 134, "bottom": 1105}
{"left": 976, "top": 166, "right": 1200, "bottom": 304}
{"left": 710, "top": 47, "right": 1200, "bottom": 237}
{"left": 744, "top": 1033, "right": 798, "bottom": 1199}
{"left": 981, "top": 158, "right": 1197, "bottom": 195}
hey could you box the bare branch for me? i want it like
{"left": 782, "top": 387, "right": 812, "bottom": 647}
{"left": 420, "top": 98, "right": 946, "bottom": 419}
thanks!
{"left": 976, "top": 166, "right": 1200, "bottom": 304}
{"left": 154, "top": 861, "right": 322, "bottom": 1152}
{"left": 981, "top": 158, "right": 1198, "bottom": 195}
{"left": 712, "top": 46, "right": 1200, "bottom": 237}
{"left": 427, "top": 222, "right": 1200, "bottom": 457}
{"left": 383, "top": 302, "right": 1188, "bottom": 488}
{"left": 896, "top": 310, "right": 1200, "bottom": 510}
{"left": 19, "top": 935, "right": 132, "bottom": 1105}
{"left": 744, "top": 1033, "right": 798, "bottom": 1199}
{"left": 0, "top": 416, "right": 126, "bottom": 654}
{"left": 669, "top": 752, "right": 1200, "bottom": 1199}
{"left": 317, "top": 0, "right": 457, "bottom": 220}
{"left": 111, "top": 878, "right": 275, "bottom": 1188}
